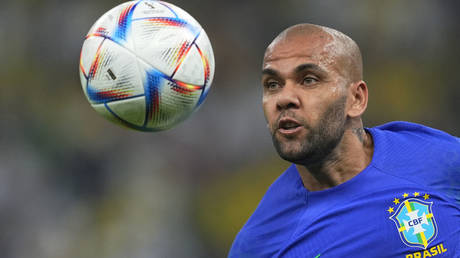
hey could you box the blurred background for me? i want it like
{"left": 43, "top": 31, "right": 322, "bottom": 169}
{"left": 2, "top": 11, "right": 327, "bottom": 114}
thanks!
{"left": 1, "top": 0, "right": 459, "bottom": 257}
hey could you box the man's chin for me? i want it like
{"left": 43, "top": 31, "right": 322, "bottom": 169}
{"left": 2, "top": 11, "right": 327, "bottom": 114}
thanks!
{"left": 272, "top": 132, "right": 312, "bottom": 162}
{"left": 275, "top": 143, "right": 308, "bottom": 163}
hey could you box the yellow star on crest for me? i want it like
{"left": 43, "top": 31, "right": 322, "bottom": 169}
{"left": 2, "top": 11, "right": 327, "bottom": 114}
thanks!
{"left": 387, "top": 207, "right": 394, "bottom": 213}
{"left": 414, "top": 192, "right": 420, "bottom": 197}
{"left": 403, "top": 193, "right": 409, "bottom": 198}
{"left": 393, "top": 198, "right": 400, "bottom": 204}
{"left": 423, "top": 193, "right": 430, "bottom": 200}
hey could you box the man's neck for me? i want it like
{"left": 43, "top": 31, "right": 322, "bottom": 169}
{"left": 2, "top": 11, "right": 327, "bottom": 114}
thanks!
{"left": 295, "top": 129, "right": 374, "bottom": 191}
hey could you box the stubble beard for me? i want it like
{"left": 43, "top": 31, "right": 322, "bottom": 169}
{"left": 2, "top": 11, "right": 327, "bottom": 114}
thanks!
{"left": 271, "top": 95, "right": 347, "bottom": 166}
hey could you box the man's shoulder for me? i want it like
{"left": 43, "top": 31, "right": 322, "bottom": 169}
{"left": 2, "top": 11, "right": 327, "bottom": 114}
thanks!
{"left": 368, "top": 121, "right": 459, "bottom": 161}
{"left": 368, "top": 121, "right": 460, "bottom": 168}
{"left": 368, "top": 121, "right": 460, "bottom": 203}
{"left": 370, "top": 121, "right": 459, "bottom": 146}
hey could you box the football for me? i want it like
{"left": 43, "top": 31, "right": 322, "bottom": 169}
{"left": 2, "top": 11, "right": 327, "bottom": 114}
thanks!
{"left": 79, "top": 0, "right": 215, "bottom": 131}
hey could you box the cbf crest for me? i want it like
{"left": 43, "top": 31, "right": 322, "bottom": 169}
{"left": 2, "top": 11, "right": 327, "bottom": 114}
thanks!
{"left": 387, "top": 192, "right": 438, "bottom": 249}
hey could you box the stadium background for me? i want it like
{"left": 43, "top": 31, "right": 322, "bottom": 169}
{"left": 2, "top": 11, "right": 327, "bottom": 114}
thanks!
{"left": 1, "top": 0, "right": 459, "bottom": 257}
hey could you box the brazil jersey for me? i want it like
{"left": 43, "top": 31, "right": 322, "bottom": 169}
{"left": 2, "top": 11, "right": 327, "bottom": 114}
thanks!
{"left": 229, "top": 121, "right": 460, "bottom": 258}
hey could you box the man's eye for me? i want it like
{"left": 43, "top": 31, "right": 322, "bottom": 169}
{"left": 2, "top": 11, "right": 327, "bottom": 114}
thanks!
{"left": 264, "top": 81, "right": 280, "bottom": 89}
{"left": 303, "top": 77, "right": 318, "bottom": 84}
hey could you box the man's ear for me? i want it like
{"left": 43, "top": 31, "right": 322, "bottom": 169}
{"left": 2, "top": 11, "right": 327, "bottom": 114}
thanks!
{"left": 347, "top": 80, "right": 368, "bottom": 118}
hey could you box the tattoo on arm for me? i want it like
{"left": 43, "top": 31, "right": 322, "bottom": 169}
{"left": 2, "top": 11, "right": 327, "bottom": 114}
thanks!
{"left": 352, "top": 127, "right": 365, "bottom": 142}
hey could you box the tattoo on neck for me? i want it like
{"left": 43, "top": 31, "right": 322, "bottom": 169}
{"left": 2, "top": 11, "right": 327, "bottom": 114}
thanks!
{"left": 352, "top": 127, "right": 365, "bottom": 142}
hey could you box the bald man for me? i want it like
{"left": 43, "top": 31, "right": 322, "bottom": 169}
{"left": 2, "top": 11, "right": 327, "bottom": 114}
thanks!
{"left": 229, "top": 24, "right": 460, "bottom": 258}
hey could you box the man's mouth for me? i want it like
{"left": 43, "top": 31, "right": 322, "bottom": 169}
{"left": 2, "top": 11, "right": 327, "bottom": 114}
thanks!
{"left": 277, "top": 118, "right": 302, "bottom": 135}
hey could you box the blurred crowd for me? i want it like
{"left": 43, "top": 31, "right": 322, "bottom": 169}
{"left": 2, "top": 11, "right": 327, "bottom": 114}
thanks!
{"left": 1, "top": 0, "right": 459, "bottom": 257}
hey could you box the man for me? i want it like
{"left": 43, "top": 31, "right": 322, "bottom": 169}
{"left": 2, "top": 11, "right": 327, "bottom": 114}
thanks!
{"left": 229, "top": 24, "right": 460, "bottom": 258}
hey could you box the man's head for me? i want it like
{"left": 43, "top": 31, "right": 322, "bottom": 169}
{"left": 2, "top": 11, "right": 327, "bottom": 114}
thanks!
{"left": 262, "top": 23, "right": 368, "bottom": 165}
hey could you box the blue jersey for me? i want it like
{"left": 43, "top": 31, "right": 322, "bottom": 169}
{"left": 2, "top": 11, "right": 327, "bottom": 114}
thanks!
{"left": 229, "top": 122, "right": 460, "bottom": 258}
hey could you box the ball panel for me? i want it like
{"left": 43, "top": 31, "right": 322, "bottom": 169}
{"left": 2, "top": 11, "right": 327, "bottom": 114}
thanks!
{"left": 86, "top": 2, "right": 133, "bottom": 38}
{"left": 148, "top": 79, "right": 201, "bottom": 130}
{"left": 79, "top": 70, "right": 87, "bottom": 91}
{"left": 195, "top": 30, "right": 215, "bottom": 84}
{"left": 113, "top": 1, "right": 137, "bottom": 47}
{"left": 131, "top": 0, "right": 177, "bottom": 20}
{"left": 104, "top": 95, "right": 146, "bottom": 126}
{"left": 91, "top": 102, "right": 142, "bottom": 131}
{"left": 131, "top": 18, "right": 198, "bottom": 77}
{"left": 171, "top": 41, "right": 205, "bottom": 85}
{"left": 86, "top": 1, "right": 139, "bottom": 51}
{"left": 194, "top": 31, "right": 215, "bottom": 106}
{"left": 142, "top": 68, "right": 164, "bottom": 128}
{"left": 137, "top": 62, "right": 201, "bottom": 130}
{"left": 91, "top": 102, "right": 126, "bottom": 128}
{"left": 158, "top": 1, "right": 201, "bottom": 28}
{"left": 80, "top": 37, "right": 105, "bottom": 81}
{"left": 85, "top": 38, "right": 145, "bottom": 104}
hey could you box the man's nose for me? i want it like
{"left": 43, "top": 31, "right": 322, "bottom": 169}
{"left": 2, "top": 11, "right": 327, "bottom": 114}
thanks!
{"left": 276, "top": 82, "right": 300, "bottom": 111}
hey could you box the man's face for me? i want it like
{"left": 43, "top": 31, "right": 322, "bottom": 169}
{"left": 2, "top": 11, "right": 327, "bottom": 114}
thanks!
{"left": 262, "top": 33, "right": 350, "bottom": 165}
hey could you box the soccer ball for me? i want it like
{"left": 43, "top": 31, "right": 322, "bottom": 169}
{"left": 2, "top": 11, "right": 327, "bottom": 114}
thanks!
{"left": 79, "top": 0, "right": 215, "bottom": 131}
